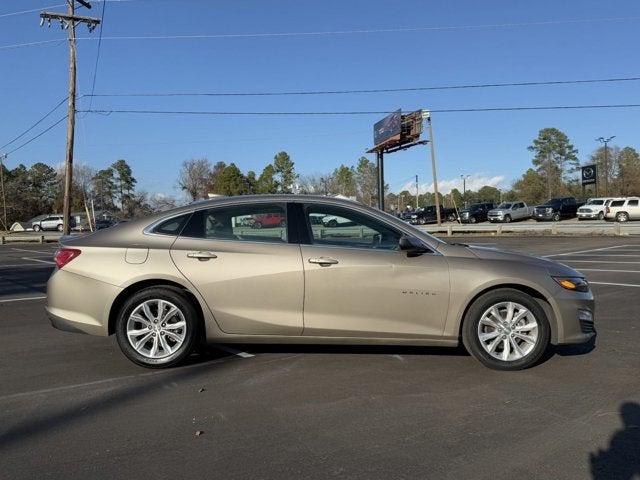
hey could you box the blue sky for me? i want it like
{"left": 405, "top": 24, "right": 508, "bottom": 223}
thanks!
{"left": 1, "top": 0, "right": 639, "bottom": 198}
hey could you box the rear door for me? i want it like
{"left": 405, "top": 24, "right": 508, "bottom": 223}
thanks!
{"left": 627, "top": 199, "right": 640, "bottom": 219}
{"left": 299, "top": 203, "right": 450, "bottom": 338}
{"left": 170, "top": 202, "right": 304, "bottom": 336}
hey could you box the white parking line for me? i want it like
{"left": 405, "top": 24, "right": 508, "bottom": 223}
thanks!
{"left": 216, "top": 345, "right": 255, "bottom": 358}
{"left": 0, "top": 263, "right": 53, "bottom": 269}
{"left": 10, "top": 247, "right": 57, "bottom": 254}
{"left": 0, "top": 296, "right": 47, "bottom": 303}
{"left": 590, "top": 281, "right": 640, "bottom": 288}
{"left": 545, "top": 244, "right": 635, "bottom": 257}
{"left": 555, "top": 254, "right": 640, "bottom": 257}
{"left": 559, "top": 260, "right": 640, "bottom": 264}
{"left": 580, "top": 269, "right": 640, "bottom": 273}
{"left": 21, "top": 257, "right": 55, "bottom": 265}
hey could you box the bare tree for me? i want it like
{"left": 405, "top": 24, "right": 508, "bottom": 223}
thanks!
{"left": 178, "top": 158, "right": 211, "bottom": 201}
{"left": 149, "top": 193, "right": 178, "bottom": 212}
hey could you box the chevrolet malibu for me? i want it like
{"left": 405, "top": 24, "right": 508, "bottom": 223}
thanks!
{"left": 46, "top": 195, "right": 595, "bottom": 370}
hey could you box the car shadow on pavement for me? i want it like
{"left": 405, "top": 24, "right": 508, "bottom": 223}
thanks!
{"left": 0, "top": 349, "right": 235, "bottom": 451}
{"left": 227, "top": 343, "right": 470, "bottom": 357}
{"left": 589, "top": 402, "right": 640, "bottom": 480}
{"left": 552, "top": 337, "right": 597, "bottom": 357}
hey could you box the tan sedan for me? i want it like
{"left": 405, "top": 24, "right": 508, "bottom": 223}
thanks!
{"left": 47, "top": 195, "right": 595, "bottom": 370}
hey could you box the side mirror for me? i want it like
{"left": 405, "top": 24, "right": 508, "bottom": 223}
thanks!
{"left": 399, "top": 235, "right": 430, "bottom": 257}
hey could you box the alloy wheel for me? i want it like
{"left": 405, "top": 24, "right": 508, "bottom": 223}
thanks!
{"left": 126, "top": 299, "right": 187, "bottom": 359}
{"left": 477, "top": 301, "right": 539, "bottom": 361}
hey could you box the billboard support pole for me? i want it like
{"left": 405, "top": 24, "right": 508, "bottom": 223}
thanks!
{"left": 377, "top": 150, "right": 385, "bottom": 211}
{"left": 425, "top": 112, "right": 442, "bottom": 225}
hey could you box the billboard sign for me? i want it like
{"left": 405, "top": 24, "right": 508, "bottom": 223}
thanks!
{"left": 581, "top": 164, "right": 597, "bottom": 186}
{"left": 373, "top": 110, "right": 402, "bottom": 148}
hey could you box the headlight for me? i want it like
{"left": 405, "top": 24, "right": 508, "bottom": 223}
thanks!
{"left": 553, "top": 276, "right": 590, "bottom": 292}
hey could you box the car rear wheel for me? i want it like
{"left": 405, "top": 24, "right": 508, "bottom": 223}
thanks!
{"left": 115, "top": 287, "right": 200, "bottom": 368}
{"left": 552, "top": 213, "right": 561, "bottom": 222}
{"left": 57, "top": 224, "right": 63, "bottom": 232}
{"left": 252, "top": 221, "right": 263, "bottom": 229}
{"left": 462, "top": 288, "right": 551, "bottom": 370}
{"left": 33, "top": 224, "right": 41, "bottom": 232}
{"left": 616, "top": 212, "right": 629, "bottom": 223}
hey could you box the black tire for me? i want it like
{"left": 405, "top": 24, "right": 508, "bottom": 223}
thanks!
{"left": 552, "top": 212, "right": 561, "bottom": 222}
{"left": 461, "top": 288, "right": 551, "bottom": 371}
{"left": 115, "top": 286, "right": 200, "bottom": 368}
{"left": 57, "top": 224, "right": 63, "bottom": 232}
{"left": 469, "top": 216, "right": 477, "bottom": 224}
{"left": 252, "top": 221, "right": 262, "bottom": 229}
{"left": 328, "top": 219, "right": 338, "bottom": 227}
{"left": 616, "top": 212, "right": 629, "bottom": 223}
{"left": 504, "top": 215, "right": 512, "bottom": 223}
{"left": 279, "top": 219, "right": 286, "bottom": 228}
{"left": 598, "top": 212, "right": 605, "bottom": 221}
{"left": 33, "top": 224, "right": 41, "bottom": 232}
{"left": 447, "top": 213, "right": 457, "bottom": 222}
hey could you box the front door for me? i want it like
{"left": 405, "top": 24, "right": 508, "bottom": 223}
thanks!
{"left": 170, "top": 202, "right": 304, "bottom": 336}
{"left": 300, "top": 204, "right": 450, "bottom": 338}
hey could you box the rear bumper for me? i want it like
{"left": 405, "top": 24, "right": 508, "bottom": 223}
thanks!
{"left": 46, "top": 268, "right": 122, "bottom": 336}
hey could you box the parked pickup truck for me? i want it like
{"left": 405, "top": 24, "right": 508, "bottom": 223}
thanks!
{"left": 577, "top": 197, "right": 613, "bottom": 220}
{"left": 410, "top": 205, "right": 457, "bottom": 224}
{"left": 533, "top": 197, "right": 579, "bottom": 221}
{"left": 487, "top": 201, "right": 533, "bottom": 223}
{"left": 459, "top": 202, "right": 496, "bottom": 224}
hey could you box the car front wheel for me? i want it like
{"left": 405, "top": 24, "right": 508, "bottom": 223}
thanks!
{"left": 33, "top": 224, "right": 41, "bottom": 232}
{"left": 115, "top": 287, "right": 200, "bottom": 368}
{"left": 462, "top": 288, "right": 551, "bottom": 370}
{"left": 57, "top": 224, "right": 63, "bottom": 232}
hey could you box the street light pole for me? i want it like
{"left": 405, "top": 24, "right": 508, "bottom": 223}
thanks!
{"left": 460, "top": 174, "right": 470, "bottom": 208}
{"left": 596, "top": 136, "right": 615, "bottom": 196}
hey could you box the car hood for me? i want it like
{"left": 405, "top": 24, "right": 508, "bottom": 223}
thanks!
{"left": 488, "top": 209, "right": 506, "bottom": 215}
{"left": 467, "top": 245, "right": 581, "bottom": 276}
{"left": 535, "top": 204, "right": 557, "bottom": 209}
{"left": 438, "top": 243, "right": 583, "bottom": 277}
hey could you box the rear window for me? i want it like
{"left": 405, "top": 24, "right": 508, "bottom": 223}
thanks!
{"left": 152, "top": 214, "right": 190, "bottom": 235}
{"left": 628, "top": 200, "right": 639, "bottom": 207}
{"left": 610, "top": 200, "right": 625, "bottom": 207}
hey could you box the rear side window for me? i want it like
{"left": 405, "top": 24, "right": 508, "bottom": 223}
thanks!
{"left": 153, "top": 214, "right": 190, "bottom": 236}
{"left": 628, "top": 200, "right": 639, "bottom": 207}
{"left": 181, "top": 203, "right": 287, "bottom": 243}
{"left": 611, "top": 200, "right": 625, "bottom": 207}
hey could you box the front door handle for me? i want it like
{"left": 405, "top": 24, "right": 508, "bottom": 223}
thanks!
{"left": 186, "top": 251, "right": 218, "bottom": 260}
{"left": 308, "top": 256, "right": 339, "bottom": 266}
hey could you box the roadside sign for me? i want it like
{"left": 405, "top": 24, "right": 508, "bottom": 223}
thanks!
{"left": 581, "top": 164, "right": 597, "bottom": 186}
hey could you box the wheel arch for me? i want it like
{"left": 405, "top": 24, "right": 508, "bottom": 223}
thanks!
{"left": 107, "top": 279, "right": 206, "bottom": 336}
{"left": 456, "top": 283, "right": 558, "bottom": 344}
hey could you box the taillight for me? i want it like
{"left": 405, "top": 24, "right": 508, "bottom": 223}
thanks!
{"left": 54, "top": 248, "right": 81, "bottom": 269}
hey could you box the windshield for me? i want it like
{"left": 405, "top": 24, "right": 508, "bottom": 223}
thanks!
{"left": 545, "top": 199, "right": 562, "bottom": 206}
{"left": 586, "top": 199, "right": 604, "bottom": 205}
{"left": 497, "top": 203, "right": 512, "bottom": 209}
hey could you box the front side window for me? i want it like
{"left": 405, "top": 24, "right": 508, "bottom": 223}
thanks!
{"left": 181, "top": 203, "right": 287, "bottom": 243}
{"left": 306, "top": 205, "right": 401, "bottom": 251}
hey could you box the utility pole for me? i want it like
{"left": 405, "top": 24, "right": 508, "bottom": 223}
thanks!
{"left": 376, "top": 150, "right": 385, "bottom": 211}
{"left": 424, "top": 111, "right": 441, "bottom": 225}
{"left": 415, "top": 174, "right": 419, "bottom": 209}
{"left": 460, "top": 174, "right": 470, "bottom": 208}
{"left": 0, "top": 154, "right": 7, "bottom": 232}
{"left": 40, "top": 1, "right": 100, "bottom": 235}
{"left": 546, "top": 151, "right": 552, "bottom": 199}
{"left": 596, "top": 136, "right": 615, "bottom": 196}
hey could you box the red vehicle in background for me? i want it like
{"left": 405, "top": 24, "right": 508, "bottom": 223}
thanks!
{"left": 251, "top": 213, "right": 286, "bottom": 229}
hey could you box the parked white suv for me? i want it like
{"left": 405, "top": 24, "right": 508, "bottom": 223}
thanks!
{"left": 605, "top": 197, "right": 640, "bottom": 222}
{"left": 577, "top": 197, "right": 614, "bottom": 220}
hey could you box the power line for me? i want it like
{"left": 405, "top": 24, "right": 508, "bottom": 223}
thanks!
{"left": 0, "top": 97, "right": 68, "bottom": 150}
{"left": 5, "top": 115, "right": 68, "bottom": 155}
{"left": 86, "top": 76, "right": 640, "bottom": 97}
{"left": 78, "top": 104, "right": 640, "bottom": 116}
{"left": 2, "top": 15, "right": 640, "bottom": 50}
{"left": 0, "top": 0, "right": 132, "bottom": 19}
{"left": 87, "top": 0, "right": 107, "bottom": 111}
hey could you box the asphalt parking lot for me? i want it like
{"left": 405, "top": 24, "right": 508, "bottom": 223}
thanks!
{"left": 1, "top": 239, "right": 639, "bottom": 480}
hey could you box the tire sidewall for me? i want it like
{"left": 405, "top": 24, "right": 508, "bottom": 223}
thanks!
{"left": 462, "top": 288, "right": 551, "bottom": 370}
{"left": 115, "top": 287, "right": 199, "bottom": 368}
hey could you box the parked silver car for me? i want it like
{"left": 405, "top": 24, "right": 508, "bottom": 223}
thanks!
{"left": 605, "top": 197, "right": 640, "bottom": 222}
{"left": 577, "top": 198, "right": 613, "bottom": 220}
{"left": 488, "top": 201, "right": 533, "bottom": 223}
{"left": 32, "top": 215, "right": 70, "bottom": 232}
{"left": 47, "top": 195, "right": 595, "bottom": 371}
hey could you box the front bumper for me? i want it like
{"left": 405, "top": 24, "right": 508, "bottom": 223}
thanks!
{"left": 552, "top": 290, "right": 596, "bottom": 345}
{"left": 46, "top": 268, "right": 122, "bottom": 336}
{"left": 533, "top": 211, "right": 555, "bottom": 220}
{"left": 577, "top": 212, "right": 599, "bottom": 219}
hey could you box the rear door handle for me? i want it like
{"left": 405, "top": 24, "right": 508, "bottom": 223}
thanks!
{"left": 308, "top": 256, "right": 339, "bottom": 266}
{"left": 186, "top": 251, "right": 218, "bottom": 260}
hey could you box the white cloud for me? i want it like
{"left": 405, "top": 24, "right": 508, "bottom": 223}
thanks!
{"left": 398, "top": 173, "right": 506, "bottom": 195}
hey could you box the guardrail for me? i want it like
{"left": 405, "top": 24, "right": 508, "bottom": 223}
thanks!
{"left": 0, "top": 234, "right": 61, "bottom": 244}
{"left": 417, "top": 222, "right": 640, "bottom": 236}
